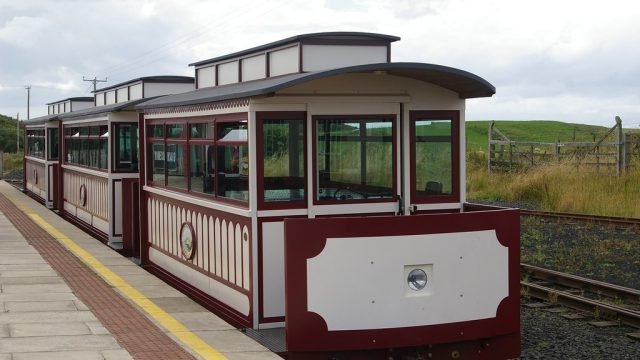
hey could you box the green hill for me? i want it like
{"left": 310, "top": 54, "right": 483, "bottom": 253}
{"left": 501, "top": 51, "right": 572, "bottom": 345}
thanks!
{"left": 465, "top": 120, "right": 616, "bottom": 152}
{"left": 0, "top": 114, "right": 22, "bottom": 153}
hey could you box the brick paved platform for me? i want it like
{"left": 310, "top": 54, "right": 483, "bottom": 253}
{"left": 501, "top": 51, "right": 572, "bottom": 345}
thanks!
{"left": 0, "top": 181, "right": 281, "bottom": 360}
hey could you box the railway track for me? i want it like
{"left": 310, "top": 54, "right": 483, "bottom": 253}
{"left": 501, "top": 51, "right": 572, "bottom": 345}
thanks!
{"left": 521, "top": 263, "right": 640, "bottom": 330}
{"left": 520, "top": 208, "right": 640, "bottom": 227}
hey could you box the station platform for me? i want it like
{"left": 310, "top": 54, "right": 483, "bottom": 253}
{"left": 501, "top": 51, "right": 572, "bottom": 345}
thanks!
{"left": 0, "top": 181, "right": 281, "bottom": 360}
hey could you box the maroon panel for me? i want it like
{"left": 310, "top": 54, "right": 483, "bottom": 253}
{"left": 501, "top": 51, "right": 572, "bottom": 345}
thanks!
{"left": 121, "top": 178, "right": 139, "bottom": 256}
{"left": 52, "top": 164, "right": 59, "bottom": 210}
{"left": 284, "top": 209, "right": 520, "bottom": 358}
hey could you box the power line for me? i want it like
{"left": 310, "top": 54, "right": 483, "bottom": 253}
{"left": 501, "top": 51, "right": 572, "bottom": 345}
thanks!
{"left": 82, "top": 76, "right": 108, "bottom": 93}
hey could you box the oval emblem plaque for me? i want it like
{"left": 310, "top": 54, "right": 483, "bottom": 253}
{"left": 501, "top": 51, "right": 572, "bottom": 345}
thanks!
{"left": 180, "top": 222, "right": 196, "bottom": 260}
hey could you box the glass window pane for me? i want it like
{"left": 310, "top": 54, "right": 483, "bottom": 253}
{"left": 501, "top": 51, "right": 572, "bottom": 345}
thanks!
{"left": 217, "top": 144, "right": 249, "bottom": 201}
{"left": 263, "top": 119, "right": 305, "bottom": 202}
{"left": 99, "top": 139, "right": 108, "bottom": 169}
{"left": 190, "top": 144, "right": 215, "bottom": 194}
{"left": 167, "top": 144, "right": 186, "bottom": 189}
{"left": 414, "top": 119, "right": 452, "bottom": 196}
{"left": 190, "top": 123, "right": 214, "bottom": 139}
{"left": 150, "top": 143, "right": 165, "bottom": 184}
{"left": 218, "top": 122, "right": 248, "bottom": 142}
{"left": 114, "top": 123, "right": 138, "bottom": 171}
{"left": 167, "top": 124, "right": 184, "bottom": 138}
{"left": 47, "top": 128, "right": 58, "bottom": 160}
{"left": 316, "top": 118, "right": 393, "bottom": 201}
{"left": 148, "top": 124, "right": 164, "bottom": 138}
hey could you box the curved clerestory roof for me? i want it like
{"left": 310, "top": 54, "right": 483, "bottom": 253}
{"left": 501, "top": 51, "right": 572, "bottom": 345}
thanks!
{"left": 137, "top": 62, "right": 495, "bottom": 110}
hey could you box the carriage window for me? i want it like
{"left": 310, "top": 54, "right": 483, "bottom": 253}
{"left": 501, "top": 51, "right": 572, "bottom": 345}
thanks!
{"left": 190, "top": 144, "right": 215, "bottom": 194}
{"left": 262, "top": 118, "right": 305, "bottom": 203}
{"left": 410, "top": 111, "right": 459, "bottom": 203}
{"left": 414, "top": 119, "right": 452, "bottom": 196}
{"left": 167, "top": 144, "right": 187, "bottom": 189}
{"left": 47, "top": 128, "right": 59, "bottom": 160}
{"left": 149, "top": 143, "right": 165, "bottom": 184}
{"left": 147, "top": 118, "right": 248, "bottom": 204}
{"left": 217, "top": 122, "right": 249, "bottom": 202}
{"left": 64, "top": 125, "right": 108, "bottom": 170}
{"left": 113, "top": 123, "right": 138, "bottom": 171}
{"left": 26, "top": 129, "right": 45, "bottom": 158}
{"left": 315, "top": 117, "right": 394, "bottom": 201}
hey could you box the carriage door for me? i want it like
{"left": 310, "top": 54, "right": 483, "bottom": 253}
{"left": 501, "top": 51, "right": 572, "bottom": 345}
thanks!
{"left": 409, "top": 110, "right": 460, "bottom": 211}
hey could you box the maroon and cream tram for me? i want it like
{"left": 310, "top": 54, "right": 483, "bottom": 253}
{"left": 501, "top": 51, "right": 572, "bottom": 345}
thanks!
{"left": 24, "top": 32, "right": 519, "bottom": 359}
{"left": 24, "top": 97, "right": 94, "bottom": 209}
{"left": 24, "top": 77, "right": 194, "bottom": 249}
{"left": 133, "top": 32, "right": 520, "bottom": 359}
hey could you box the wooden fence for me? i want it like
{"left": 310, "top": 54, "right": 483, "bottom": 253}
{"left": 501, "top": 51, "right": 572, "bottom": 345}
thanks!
{"left": 488, "top": 117, "right": 640, "bottom": 175}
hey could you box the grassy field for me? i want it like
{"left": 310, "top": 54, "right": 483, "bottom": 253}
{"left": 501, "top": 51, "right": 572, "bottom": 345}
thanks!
{"left": 466, "top": 120, "right": 640, "bottom": 217}
{"left": 465, "top": 120, "right": 617, "bottom": 152}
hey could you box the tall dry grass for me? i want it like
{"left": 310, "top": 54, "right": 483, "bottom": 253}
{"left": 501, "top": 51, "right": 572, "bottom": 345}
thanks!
{"left": 467, "top": 151, "right": 640, "bottom": 217}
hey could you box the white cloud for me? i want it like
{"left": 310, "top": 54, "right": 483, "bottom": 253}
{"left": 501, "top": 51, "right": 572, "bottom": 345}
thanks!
{"left": 2, "top": 0, "right": 640, "bottom": 124}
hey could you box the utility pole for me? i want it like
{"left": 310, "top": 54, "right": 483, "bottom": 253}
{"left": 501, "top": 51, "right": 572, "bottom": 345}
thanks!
{"left": 16, "top": 113, "right": 19, "bottom": 153}
{"left": 83, "top": 76, "right": 108, "bottom": 92}
{"left": 24, "top": 85, "right": 31, "bottom": 121}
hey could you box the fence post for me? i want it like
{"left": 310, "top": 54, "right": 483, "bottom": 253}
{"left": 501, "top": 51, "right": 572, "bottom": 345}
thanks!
{"left": 488, "top": 121, "right": 495, "bottom": 172}
{"left": 555, "top": 140, "right": 560, "bottom": 164}
{"left": 615, "top": 116, "right": 623, "bottom": 175}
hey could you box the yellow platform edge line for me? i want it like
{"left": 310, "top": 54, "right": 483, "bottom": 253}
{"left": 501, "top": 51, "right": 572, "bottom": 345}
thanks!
{"left": 10, "top": 199, "right": 227, "bottom": 360}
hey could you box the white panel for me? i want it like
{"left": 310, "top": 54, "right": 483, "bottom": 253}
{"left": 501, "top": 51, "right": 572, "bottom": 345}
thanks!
{"left": 114, "top": 181, "right": 122, "bottom": 235}
{"left": 235, "top": 224, "right": 242, "bottom": 287}
{"left": 228, "top": 222, "right": 235, "bottom": 284}
{"left": 241, "top": 54, "right": 265, "bottom": 82}
{"left": 64, "top": 101, "right": 70, "bottom": 113}
{"left": 116, "top": 87, "right": 128, "bottom": 103}
{"left": 106, "top": 91, "right": 116, "bottom": 105}
{"left": 269, "top": 46, "right": 299, "bottom": 77}
{"left": 129, "top": 83, "right": 143, "bottom": 100}
{"left": 307, "top": 230, "right": 509, "bottom": 331}
{"left": 93, "top": 217, "right": 109, "bottom": 233}
{"left": 197, "top": 66, "right": 216, "bottom": 89}
{"left": 197, "top": 213, "right": 203, "bottom": 267}
{"left": 144, "top": 82, "right": 194, "bottom": 98}
{"left": 302, "top": 45, "right": 387, "bottom": 72}
{"left": 218, "top": 61, "right": 239, "bottom": 85}
{"left": 64, "top": 201, "right": 77, "bottom": 216}
{"left": 95, "top": 94, "right": 105, "bottom": 107}
{"left": 221, "top": 220, "right": 228, "bottom": 279}
{"left": 71, "top": 100, "right": 94, "bottom": 111}
{"left": 262, "top": 221, "right": 285, "bottom": 318}
{"left": 150, "top": 248, "right": 250, "bottom": 315}
{"left": 76, "top": 207, "right": 92, "bottom": 224}
{"left": 242, "top": 225, "right": 250, "bottom": 290}
{"left": 215, "top": 218, "right": 222, "bottom": 276}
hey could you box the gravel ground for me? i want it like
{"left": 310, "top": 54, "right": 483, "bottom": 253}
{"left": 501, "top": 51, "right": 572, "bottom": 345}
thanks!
{"left": 470, "top": 199, "right": 640, "bottom": 359}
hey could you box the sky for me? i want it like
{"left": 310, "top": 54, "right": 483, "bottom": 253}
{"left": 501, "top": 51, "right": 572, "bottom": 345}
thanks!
{"left": 1, "top": 0, "right": 640, "bottom": 127}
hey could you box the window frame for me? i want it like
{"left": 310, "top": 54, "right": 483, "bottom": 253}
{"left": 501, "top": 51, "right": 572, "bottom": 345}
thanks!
{"left": 112, "top": 122, "right": 139, "bottom": 173}
{"left": 312, "top": 114, "right": 397, "bottom": 205}
{"left": 62, "top": 123, "right": 109, "bottom": 171}
{"left": 145, "top": 113, "right": 249, "bottom": 207}
{"left": 26, "top": 128, "right": 46, "bottom": 159}
{"left": 256, "top": 111, "right": 307, "bottom": 210}
{"left": 409, "top": 110, "right": 460, "bottom": 204}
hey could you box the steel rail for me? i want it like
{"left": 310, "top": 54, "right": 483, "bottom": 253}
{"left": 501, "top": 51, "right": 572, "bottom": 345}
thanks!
{"left": 522, "top": 263, "right": 640, "bottom": 303}
{"left": 520, "top": 209, "right": 640, "bottom": 226}
{"left": 521, "top": 280, "right": 640, "bottom": 329}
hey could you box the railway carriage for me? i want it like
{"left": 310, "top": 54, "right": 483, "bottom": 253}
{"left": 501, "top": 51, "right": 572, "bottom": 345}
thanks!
{"left": 24, "top": 97, "right": 94, "bottom": 209}
{"left": 134, "top": 32, "right": 521, "bottom": 359}
{"left": 24, "top": 77, "right": 194, "bottom": 249}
